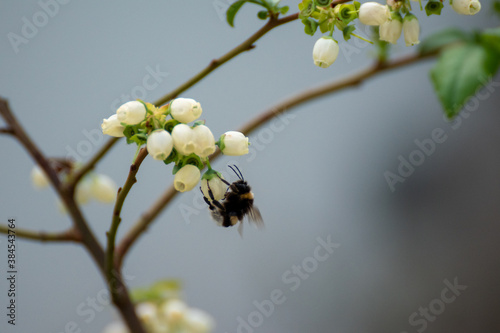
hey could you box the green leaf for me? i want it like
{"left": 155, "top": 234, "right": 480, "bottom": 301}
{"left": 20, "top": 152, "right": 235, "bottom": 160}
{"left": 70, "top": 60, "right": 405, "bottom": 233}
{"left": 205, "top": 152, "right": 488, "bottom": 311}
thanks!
{"left": 123, "top": 125, "right": 147, "bottom": 146}
{"left": 279, "top": 5, "right": 289, "bottom": 14}
{"left": 257, "top": 10, "right": 268, "bottom": 19}
{"left": 430, "top": 43, "right": 500, "bottom": 118}
{"left": 480, "top": 28, "right": 500, "bottom": 55}
{"left": 494, "top": 1, "right": 500, "bottom": 17}
{"left": 419, "top": 28, "right": 470, "bottom": 55}
{"left": 302, "top": 17, "right": 318, "bottom": 36}
{"left": 343, "top": 25, "right": 356, "bottom": 41}
{"left": 226, "top": 0, "right": 266, "bottom": 27}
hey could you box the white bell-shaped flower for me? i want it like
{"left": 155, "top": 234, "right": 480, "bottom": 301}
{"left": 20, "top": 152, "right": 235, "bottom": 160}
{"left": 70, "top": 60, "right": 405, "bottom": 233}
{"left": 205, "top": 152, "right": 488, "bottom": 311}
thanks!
{"left": 102, "top": 321, "right": 129, "bottom": 333}
{"left": 312, "top": 37, "right": 339, "bottom": 68}
{"left": 147, "top": 130, "right": 174, "bottom": 161}
{"left": 379, "top": 12, "right": 403, "bottom": 44}
{"left": 135, "top": 302, "right": 158, "bottom": 323}
{"left": 359, "top": 2, "right": 390, "bottom": 26}
{"left": 193, "top": 125, "right": 216, "bottom": 158}
{"left": 31, "top": 166, "right": 50, "bottom": 189}
{"left": 101, "top": 114, "right": 125, "bottom": 137}
{"left": 220, "top": 131, "right": 249, "bottom": 156}
{"left": 90, "top": 174, "right": 117, "bottom": 203}
{"left": 116, "top": 101, "right": 147, "bottom": 125}
{"left": 201, "top": 174, "right": 227, "bottom": 201}
{"left": 170, "top": 98, "right": 202, "bottom": 123}
{"left": 172, "top": 124, "right": 196, "bottom": 156}
{"left": 75, "top": 179, "right": 92, "bottom": 204}
{"left": 162, "top": 299, "right": 188, "bottom": 323}
{"left": 174, "top": 165, "right": 200, "bottom": 192}
{"left": 184, "top": 308, "right": 215, "bottom": 333}
{"left": 403, "top": 13, "right": 420, "bottom": 46}
{"left": 451, "top": 0, "right": 481, "bottom": 15}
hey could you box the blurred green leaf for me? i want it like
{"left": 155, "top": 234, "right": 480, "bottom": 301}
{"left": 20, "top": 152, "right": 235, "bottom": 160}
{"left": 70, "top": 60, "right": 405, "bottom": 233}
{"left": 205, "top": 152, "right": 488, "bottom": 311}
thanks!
{"left": 431, "top": 43, "right": 500, "bottom": 118}
{"left": 480, "top": 27, "right": 500, "bottom": 54}
{"left": 419, "top": 28, "right": 469, "bottom": 55}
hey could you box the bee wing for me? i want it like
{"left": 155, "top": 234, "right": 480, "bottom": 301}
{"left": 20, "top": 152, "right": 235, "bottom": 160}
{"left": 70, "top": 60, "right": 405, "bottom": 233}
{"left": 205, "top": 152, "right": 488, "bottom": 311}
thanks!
{"left": 247, "top": 206, "right": 264, "bottom": 229}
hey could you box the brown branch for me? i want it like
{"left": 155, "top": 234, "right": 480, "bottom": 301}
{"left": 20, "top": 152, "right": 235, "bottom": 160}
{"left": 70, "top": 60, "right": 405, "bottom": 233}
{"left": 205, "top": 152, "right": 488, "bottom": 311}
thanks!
{"left": 106, "top": 148, "right": 148, "bottom": 283}
{"left": 0, "top": 225, "right": 81, "bottom": 242}
{"left": 153, "top": 12, "right": 299, "bottom": 106}
{"left": 116, "top": 52, "right": 437, "bottom": 267}
{"left": 0, "top": 127, "right": 14, "bottom": 135}
{"left": 68, "top": 137, "right": 119, "bottom": 188}
{"left": 0, "top": 97, "right": 148, "bottom": 333}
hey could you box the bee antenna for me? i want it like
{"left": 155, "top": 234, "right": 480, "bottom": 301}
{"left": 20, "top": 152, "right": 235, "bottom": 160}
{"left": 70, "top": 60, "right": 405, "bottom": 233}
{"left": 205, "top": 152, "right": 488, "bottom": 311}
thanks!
{"left": 229, "top": 165, "right": 244, "bottom": 180}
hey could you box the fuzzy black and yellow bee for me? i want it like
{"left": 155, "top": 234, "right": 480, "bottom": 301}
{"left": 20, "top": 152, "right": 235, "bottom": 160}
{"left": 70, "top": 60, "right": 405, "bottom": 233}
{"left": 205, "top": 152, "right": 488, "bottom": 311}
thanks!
{"left": 201, "top": 165, "right": 263, "bottom": 234}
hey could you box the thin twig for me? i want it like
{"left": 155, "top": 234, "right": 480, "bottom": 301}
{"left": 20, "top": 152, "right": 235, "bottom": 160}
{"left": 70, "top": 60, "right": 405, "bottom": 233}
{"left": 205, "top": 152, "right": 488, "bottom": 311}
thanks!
{"left": 0, "top": 225, "right": 81, "bottom": 242}
{"left": 153, "top": 12, "right": 300, "bottom": 106}
{"left": 116, "top": 52, "right": 437, "bottom": 267}
{"left": 0, "top": 97, "right": 105, "bottom": 266}
{"left": 106, "top": 148, "right": 148, "bottom": 285}
{"left": 68, "top": 137, "right": 119, "bottom": 188}
{"left": 0, "top": 127, "right": 14, "bottom": 135}
{"left": 0, "top": 97, "right": 147, "bottom": 333}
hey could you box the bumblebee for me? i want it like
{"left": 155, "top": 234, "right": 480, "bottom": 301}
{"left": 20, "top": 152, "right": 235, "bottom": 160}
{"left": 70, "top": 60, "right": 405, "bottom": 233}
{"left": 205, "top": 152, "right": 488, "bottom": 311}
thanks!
{"left": 201, "top": 165, "right": 263, "bottom": 234}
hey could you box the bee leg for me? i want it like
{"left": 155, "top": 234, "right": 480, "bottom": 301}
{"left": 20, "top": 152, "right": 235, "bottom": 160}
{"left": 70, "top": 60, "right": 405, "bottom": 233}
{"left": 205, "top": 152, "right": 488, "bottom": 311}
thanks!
{"left": 200, "top": 187, "right": 216, "bottom": 210}
{"left": 217, "top": 174, "right": 232, "bottom": 187}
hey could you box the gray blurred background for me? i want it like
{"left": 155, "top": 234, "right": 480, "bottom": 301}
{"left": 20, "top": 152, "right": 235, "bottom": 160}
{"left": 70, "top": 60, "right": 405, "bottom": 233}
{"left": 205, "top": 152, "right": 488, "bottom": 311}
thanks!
{"left": 1, "top": 1, "right": 500, "bottom": 332}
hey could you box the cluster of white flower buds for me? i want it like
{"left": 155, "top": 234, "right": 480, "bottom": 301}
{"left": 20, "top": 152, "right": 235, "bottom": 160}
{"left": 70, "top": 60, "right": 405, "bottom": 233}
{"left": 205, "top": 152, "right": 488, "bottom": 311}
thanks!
{"left": 306, "top": 0, "right": 481, "bottom": 68}
{"left": 101, "top": 98, "right": 250, "bottom": 193}
{"left": 102, "top": 299, "right": 214, "bottom": 333}
{"left": 31, "top": 165, "right": 117, "bottom": 211}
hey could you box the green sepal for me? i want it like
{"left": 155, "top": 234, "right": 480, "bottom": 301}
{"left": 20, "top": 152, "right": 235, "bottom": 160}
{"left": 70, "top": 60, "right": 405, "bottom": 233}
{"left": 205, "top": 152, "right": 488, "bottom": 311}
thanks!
{"left": 163, "top": 119, "right": 180, "bottom": 133}
{"left": 299, "top": 0, "right": 316, "bottom": 18}
{"left": 425, "top": 0, "right": 443, "bottom": 16}
{"left": 343, "top": 25, "right": 356, "bottom": 41}
{"left": 279, "top": 5, "right": 289, "bottom": 14}
{"left": 173, "top": 154, "right": 204, "bottom": 175}
{"left": 192, "top": 120, "right": 206, "bottom": 128}
{"left": 122, "top": 124, "right": 148, "bottom": 146}
{"left": 163, "top": 148, "right": 178, "bottom": 165}
{"left": 202, "top": 168, "right": 222, "bottom": 181}
{"left": 136, "top": 99, "right": 153, "bottom": 115}
{"left": 131, "top": 279, "right": 181, "bottom": 304}
{"left": 335, "top": 4, "right": 358, "bottom": 26}
{"left": 314, "top": 0, "right": 332, "bottom": 6}
{"left": 302, "top": 17, "right": 318, "bottom": 36}
{"left": 216, "top": 135, "right": 226, "bottom": 152}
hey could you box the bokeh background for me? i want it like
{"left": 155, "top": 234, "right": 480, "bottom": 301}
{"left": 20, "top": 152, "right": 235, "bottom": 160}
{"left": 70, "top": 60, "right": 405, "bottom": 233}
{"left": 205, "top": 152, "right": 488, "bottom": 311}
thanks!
{"left": 1, "top": 1, "right": 500, "bottom": 332}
